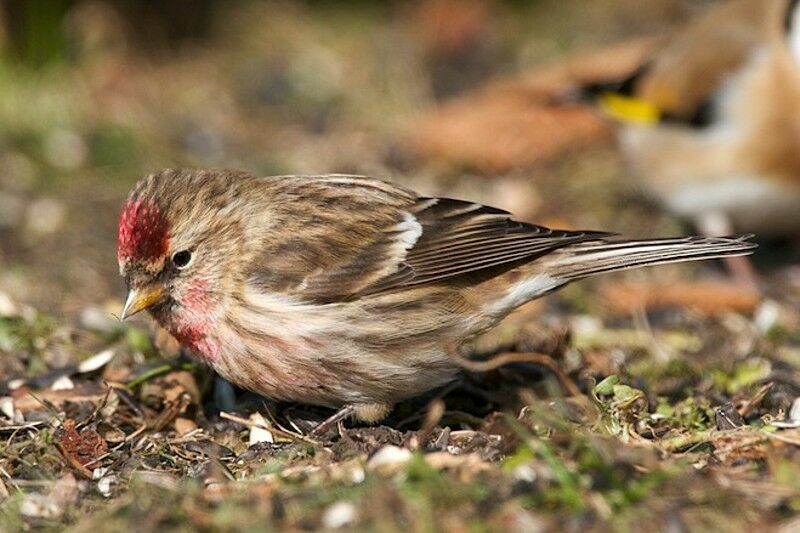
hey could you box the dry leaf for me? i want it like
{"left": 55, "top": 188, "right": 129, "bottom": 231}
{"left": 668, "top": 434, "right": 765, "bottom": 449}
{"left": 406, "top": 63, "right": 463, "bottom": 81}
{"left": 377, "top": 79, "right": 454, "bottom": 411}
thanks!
{"left": 412, "top": 37, "right": 659, "bottom": 171}
{"left": 56, "top": 419, "right": 108, "bottom": 477}
{"left": 599, "top": 280, "right": 761, "bottom": 315}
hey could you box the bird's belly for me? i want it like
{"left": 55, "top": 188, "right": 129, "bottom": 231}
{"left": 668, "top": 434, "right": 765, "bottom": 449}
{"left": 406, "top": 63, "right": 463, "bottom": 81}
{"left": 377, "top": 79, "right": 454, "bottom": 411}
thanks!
{"left": 208, "top": 286, "right": 473, "bottom": 408}
{"left": 210, "top": 328, "right": 460, "bottom": 408}
{"left": 661, "top": 176, "right": 800, "bottom": 237}
{"left": 620, "top": 125, "right": 800, "bottom": 237}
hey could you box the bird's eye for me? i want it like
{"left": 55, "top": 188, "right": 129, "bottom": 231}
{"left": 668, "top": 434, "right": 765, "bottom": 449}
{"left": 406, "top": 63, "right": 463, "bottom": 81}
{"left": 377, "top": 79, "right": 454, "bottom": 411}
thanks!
{"left": 172, "top": 250, "right": 192, "bottom": 269}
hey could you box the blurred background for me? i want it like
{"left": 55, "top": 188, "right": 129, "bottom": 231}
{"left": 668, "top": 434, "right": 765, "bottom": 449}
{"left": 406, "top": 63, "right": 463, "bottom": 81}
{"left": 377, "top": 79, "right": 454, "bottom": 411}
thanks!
{"left": 0, "top": 0, "right": 723, "bottom": 317}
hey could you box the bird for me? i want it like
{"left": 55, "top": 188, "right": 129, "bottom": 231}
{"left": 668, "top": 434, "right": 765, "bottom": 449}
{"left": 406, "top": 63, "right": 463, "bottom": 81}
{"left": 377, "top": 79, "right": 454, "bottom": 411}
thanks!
{"left": 117, "top": 169, "right": 755, "bottom": 430}
{"left": 578, "top": 0, "right": 800, "bottom": 245}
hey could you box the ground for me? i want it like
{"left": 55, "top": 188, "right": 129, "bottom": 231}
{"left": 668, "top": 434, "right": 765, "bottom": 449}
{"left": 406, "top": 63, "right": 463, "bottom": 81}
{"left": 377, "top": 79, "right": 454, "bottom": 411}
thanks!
{"left": 1, "top": 1, "right": 800, "bottom": 531}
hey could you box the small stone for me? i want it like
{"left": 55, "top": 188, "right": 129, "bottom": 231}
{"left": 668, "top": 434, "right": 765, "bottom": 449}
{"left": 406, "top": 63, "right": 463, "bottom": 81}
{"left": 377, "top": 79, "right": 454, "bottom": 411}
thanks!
{"left": 248, "top": 412, "right": 274, "bottom": 445}
{"left": 366, "top": 445, "right": 412, "bottom": 476}
{"left": 348, "top": 465, "right": 366, "bottom": 485}
{"left": 754, "top": 300, "right": 781, "bottom": 333}
{"left": 101, "top": 427, "right": 126, "bottom": 444}
{"left": 789, "top": 397, "right": 800, "bottom": 424}
{"left": 6, "top": 379, "right": 25, "bottom": 391}
{"left": 0, "top": 291, "right": 17, "bottom": 317}
{"left": 174, "top": 417, "right": 197, "bottom": 436}
{"left": 0, "top": 397, "right": 15, "bottom": 420}
{"left": 322, "top": 500, "right": 357, "bottom": 529}
{"left": 19, "top": 494, "right": 62, "bottom": 519}
{"left": 51, "top": 375, "right": 75, "bottom": 391}
{"left": 97, "top": 475, "right": 117, "bottom": 497}
{"left": 77, "top": 348, "right": 116, "bottom": 373}
{"left": 570, "top": 315, "right": 602, "bottom": 335}
{"left": 513, "top": 464, "right": 537, "bottom": 484}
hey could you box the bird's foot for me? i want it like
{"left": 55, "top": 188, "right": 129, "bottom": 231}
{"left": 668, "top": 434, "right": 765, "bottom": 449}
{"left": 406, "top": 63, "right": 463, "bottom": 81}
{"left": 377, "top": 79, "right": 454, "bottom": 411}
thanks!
{"left": 308, "top": 402, "right": 393, "bottom": 438}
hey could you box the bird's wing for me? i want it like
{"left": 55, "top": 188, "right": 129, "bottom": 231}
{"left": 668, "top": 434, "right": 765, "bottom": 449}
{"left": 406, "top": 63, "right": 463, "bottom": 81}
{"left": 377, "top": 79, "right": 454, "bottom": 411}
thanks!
{"left": 245, "top": 175, "right": 608, "bottom": 303}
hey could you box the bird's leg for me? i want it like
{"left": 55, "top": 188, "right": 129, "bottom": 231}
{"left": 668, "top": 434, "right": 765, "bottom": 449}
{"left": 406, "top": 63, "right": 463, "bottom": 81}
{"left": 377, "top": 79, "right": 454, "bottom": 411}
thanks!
{"left": 695, "top": 211, "right": 759, "bottom": 288}
{"left": 308, "top": 402, "right": 393, "bottom": 437}
{"left": 213, "top": 374, "right": 238, "bottom": 412}
{"left": 309, "top": 405, "right": 355, "bottom": 437}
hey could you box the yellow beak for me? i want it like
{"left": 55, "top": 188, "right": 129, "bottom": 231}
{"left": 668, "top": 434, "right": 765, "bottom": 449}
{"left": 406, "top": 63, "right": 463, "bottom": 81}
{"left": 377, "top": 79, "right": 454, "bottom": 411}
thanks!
{"left": 120, "top": 284, "right": 166, "bottom": 321}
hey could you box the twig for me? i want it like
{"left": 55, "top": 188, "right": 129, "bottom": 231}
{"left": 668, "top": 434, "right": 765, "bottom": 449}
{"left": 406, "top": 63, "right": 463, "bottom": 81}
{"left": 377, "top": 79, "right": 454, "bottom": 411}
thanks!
{"left": 125, "top": 423, "right": 149, "bottom": 443}
{"left": 168, "top": 428, "right": 205, "bottom": 444}
{"left": 0, "top": 421, "right": 46, "bottom": 432}
{"left": 450, "top": 351, "right": 582, "bottom": 397}
{"left": 219, "top": 411, "right": 318, "bottom": 445}
{"left": 261, "top": 403, "right": 314, "bottom": 442}
{"left": 738, "top": 382, "right": 773, "bottom": 417}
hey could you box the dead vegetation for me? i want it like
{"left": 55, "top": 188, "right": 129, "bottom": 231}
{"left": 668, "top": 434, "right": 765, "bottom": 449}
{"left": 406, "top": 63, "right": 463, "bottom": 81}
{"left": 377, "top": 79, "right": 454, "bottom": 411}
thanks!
{"left": 1, "top": 276, "right": 799, "bottom": 530}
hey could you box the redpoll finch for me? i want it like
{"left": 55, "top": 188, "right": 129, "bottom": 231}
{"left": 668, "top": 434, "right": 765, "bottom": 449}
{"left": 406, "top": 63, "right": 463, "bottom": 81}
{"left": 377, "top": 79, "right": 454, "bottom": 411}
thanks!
{"left": 118, "top": 169, "right": 755, "bottom": 426}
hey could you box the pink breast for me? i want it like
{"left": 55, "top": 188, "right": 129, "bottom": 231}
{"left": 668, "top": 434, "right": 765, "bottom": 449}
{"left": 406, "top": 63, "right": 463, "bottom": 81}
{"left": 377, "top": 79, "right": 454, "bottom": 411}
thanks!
{"left": 170, "top": 321, "right": 219, "bottom": 362}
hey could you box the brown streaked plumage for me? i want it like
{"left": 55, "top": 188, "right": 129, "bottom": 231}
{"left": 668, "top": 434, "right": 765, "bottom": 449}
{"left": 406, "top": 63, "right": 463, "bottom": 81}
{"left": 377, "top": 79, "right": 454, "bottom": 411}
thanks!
{"left": 118, "top": 169, "right": 755, "bottom": 425}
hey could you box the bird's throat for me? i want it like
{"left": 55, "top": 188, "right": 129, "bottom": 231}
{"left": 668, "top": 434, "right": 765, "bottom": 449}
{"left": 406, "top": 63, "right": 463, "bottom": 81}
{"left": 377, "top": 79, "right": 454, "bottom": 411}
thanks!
{"left": 169, "top": 320, "right": 220, "bottom": 362}
{"left": 152, "top": 302, "right": 220, "bottom": 363}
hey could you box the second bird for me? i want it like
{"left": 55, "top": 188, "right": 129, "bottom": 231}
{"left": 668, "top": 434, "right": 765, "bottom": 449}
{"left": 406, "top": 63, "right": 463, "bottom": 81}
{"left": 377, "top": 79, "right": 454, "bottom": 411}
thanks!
{"left": 589, "top": 0, "right": 800, "bottom": 240}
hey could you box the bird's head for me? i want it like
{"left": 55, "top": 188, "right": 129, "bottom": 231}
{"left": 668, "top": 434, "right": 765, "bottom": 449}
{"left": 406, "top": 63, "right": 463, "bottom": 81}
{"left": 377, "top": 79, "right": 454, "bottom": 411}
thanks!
{"left": 117, "top": 169, "right": 249, "bottom": 321}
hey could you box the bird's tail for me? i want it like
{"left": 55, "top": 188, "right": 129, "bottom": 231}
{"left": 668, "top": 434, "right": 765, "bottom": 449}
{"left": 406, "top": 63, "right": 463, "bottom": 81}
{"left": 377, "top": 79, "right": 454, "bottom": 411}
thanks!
{"left": 546, "top": 234, "right": 756, "bottom": 281}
